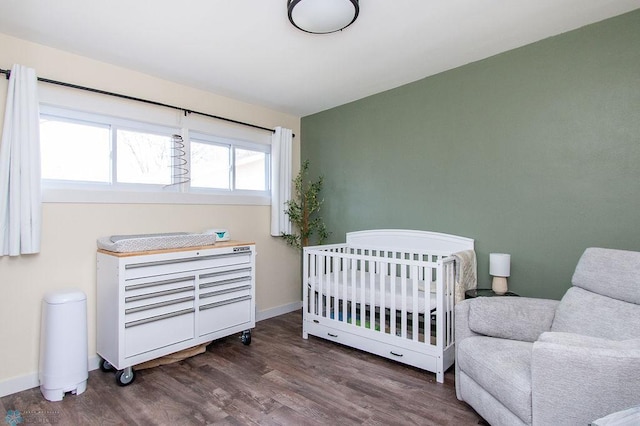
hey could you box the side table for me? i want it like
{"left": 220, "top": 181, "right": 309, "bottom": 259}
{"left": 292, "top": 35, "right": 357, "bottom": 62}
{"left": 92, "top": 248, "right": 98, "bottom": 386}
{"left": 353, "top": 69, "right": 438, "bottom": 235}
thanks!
{"left": 465, "top": 289, "right": 519, "bottom": 299}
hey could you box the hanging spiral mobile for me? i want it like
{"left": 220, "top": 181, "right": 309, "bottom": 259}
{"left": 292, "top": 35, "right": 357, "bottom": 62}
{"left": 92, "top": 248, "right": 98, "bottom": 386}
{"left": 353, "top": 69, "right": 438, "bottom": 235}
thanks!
{"left": 165, "top": 134, "right": 190, "bottom": 187}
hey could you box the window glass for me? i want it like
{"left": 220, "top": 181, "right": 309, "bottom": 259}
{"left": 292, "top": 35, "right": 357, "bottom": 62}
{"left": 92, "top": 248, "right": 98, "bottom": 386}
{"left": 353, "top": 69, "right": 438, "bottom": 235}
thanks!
{"left": 116, "top": 129, "right": 172, "bottom": 185}
{"left": 40, "top": 116, "right": 110, "bottom": 182}
{"left": 235, "top": 148, "right": 267, "bottom": 191}
{"left": 190, "top": 140, "right": 230, "bottom": 189}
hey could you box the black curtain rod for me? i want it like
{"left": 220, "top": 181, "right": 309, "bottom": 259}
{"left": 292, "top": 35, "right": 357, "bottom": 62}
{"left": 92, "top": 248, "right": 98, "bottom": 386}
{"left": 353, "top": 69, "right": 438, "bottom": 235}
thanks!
{"left": 0, "top": 68, "right": 285, "bottom": 136}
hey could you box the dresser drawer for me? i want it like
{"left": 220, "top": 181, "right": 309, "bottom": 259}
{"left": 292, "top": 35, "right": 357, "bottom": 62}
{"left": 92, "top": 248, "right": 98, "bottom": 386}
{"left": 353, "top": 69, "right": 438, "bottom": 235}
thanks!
{"left": 125, "top": 298, "right": 195, "bottom": 323}
{"left": 125, "top": 275, "right": 195, "bottom": 300}
{"left": 125, "top": 309, "right": 195, "bottom": 358}
{"left": 124, "top": 251, "right": 252, "bottom": 280}
{"left": 125, "top": 289, "right": 195, "bottom": 312}
{"left": 199, "top": 296, "right": 252, "bottom": 337}
{"left": 199, "top": 266, "right": 252, "bottom": 288}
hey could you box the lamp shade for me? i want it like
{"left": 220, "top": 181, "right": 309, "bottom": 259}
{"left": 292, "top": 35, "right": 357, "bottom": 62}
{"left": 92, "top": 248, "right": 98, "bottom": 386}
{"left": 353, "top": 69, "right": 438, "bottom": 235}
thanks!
{"left": 288, "top": 0, "right": 359, "bottom": 34}
{"left": 489, "top": 253, "right": 511, "bottom": 277}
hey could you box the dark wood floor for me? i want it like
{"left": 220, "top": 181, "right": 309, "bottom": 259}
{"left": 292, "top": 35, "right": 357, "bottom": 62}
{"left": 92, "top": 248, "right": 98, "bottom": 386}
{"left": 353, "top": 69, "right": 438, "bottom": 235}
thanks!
{"left": 1, "top": 310, "right": 482, "bottom": 425}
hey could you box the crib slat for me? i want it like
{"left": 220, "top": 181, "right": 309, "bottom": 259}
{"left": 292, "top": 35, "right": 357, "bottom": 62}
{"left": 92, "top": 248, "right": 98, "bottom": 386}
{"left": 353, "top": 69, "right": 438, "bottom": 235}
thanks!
{"left": 390, "top": 272, "right": 396, "bottom": 336}
{"left": 368, "top": 259, "right": 375, "bottom": 329}
{"left": 435, "top": 258, "right": 444, "bottom": 349}
{"left": 341, "top": 251, "right": 347, "bottom": 324}
{"left": 425, "top": 262, "right": 431, "bottom": 344}
{"left": 313, "top": 252, "right": 317, "bottom": 317}
{"left": 303, "top": 250, "right": 310, "bottom": 317}
{"left": 350, "top": 253, "right": 357, "bottom": 325}
{"left": 318, "top": 252, "right": 322, "bottom": 317}
{"left": 332, "top": 252, "right": 337, "bottom": 316}
{"left": 412, "top": 265, "right": 419, "bottom": 342}
{"left": 400, "top": 262, "right": 407, "bottom": 339}
{"left": 322, "top": 254, "right": 328, "bottom": 318}
{"left": 310, "top": 252, "right": 317, "bottom": 315}
{"left": 359, "top": 255, "right": 365, "bottom": 328}
{"left": 379, "top": 260, "right": 386, "bottom": 335}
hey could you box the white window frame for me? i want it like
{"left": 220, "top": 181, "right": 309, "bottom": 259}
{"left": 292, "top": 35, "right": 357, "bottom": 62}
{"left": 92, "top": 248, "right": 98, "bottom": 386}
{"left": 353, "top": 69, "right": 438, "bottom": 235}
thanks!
{"left": 40, "top": 104, "right": 271, "bottom": 206}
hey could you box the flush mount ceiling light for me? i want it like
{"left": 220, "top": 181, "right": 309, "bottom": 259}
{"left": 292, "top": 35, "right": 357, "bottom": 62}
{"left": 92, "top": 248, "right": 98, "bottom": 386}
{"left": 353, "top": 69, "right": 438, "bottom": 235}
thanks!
{"left": 288, "top": 0, "right": 359, "bottom": 34}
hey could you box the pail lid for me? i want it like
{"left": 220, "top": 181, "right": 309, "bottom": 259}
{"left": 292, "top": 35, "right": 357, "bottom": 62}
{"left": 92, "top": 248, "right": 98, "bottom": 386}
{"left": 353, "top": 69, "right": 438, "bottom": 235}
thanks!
{"left": 43, "top": 289, "right": 86, "bottom": 304}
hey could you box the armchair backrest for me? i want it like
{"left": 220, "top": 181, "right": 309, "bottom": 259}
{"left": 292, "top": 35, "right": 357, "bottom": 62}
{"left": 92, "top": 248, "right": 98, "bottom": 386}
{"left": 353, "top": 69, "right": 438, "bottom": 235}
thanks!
{"left": 572, "top": 247, "right": 640, "bottom": 304}
{"left": 551, "top": 247, "right": 640, "bottom": 340}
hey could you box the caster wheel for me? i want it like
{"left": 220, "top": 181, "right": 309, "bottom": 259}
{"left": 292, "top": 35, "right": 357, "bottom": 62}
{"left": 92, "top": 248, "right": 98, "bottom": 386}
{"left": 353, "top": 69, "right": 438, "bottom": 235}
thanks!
{"left": 115, "top": 368, "right": 136, "bottom": 386}
{"left": 99, "top": 358, "right": 115, "bottom": 372}
{"left": 241, "top": 330, "right": 252, "bottom": 345}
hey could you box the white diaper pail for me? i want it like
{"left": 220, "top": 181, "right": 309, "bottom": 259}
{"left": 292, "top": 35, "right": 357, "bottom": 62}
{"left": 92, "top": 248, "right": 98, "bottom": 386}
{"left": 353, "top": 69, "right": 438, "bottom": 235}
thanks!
{"left": 39, "top": 289, "right": 88, "bottom": 401}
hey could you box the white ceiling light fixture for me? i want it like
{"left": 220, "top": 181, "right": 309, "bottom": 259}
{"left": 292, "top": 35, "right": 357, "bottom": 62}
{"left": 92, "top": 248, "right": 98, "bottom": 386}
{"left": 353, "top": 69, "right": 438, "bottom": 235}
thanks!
{"left": 288, "top": 0, "right": 359, "bottom": 34}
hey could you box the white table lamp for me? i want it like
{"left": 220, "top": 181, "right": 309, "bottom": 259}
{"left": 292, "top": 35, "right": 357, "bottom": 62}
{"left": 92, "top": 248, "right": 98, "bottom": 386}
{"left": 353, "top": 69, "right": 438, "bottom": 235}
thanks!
{"left": 490, "top": 253, "right": 511, "bottom": 294}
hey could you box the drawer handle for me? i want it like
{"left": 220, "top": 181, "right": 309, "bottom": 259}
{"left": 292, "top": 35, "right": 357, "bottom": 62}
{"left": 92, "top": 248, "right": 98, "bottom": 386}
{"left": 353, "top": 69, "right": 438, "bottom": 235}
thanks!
{"left": 125, "top": 308, "right": 194, "bottom": 328}
{"left": 199, "top": 295, "right": 252, "bottom": 311}
{"left": 200, "top": 276, "right": 251, "bottom": 289}
{"left": 328, "top": 333, "right": 338, "bottom": 338}
{"left": 125, "top": 252, "right": 249, "bottom": 269}
{"left": 200, "top": 267, "right": 252, "bottom": 279}
{"left": 390, "top": 351, "right": 404, "bottom": 357}
{"left": 200, "top": 285, "right": 252, "bottom": 299}
{"left": 125, "top": 286, "right": 193, "bottom": 302}
{"left": 125, "top": 296, "right": 194, "bottom": 314}
{"left": 125, "top": 277, "right": 194, "bottom": 291}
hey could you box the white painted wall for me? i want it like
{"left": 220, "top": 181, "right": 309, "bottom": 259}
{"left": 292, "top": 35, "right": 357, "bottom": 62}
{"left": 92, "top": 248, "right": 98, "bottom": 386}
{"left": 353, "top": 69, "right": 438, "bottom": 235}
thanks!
{"left": 0, "top": 34, "right": 302, "bottom": 396}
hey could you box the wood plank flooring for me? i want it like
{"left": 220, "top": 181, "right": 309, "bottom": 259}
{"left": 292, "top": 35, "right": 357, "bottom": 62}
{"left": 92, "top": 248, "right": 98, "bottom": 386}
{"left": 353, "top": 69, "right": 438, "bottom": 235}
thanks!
{"left": 1, "top": 310, "right": 482, "bottom": 425}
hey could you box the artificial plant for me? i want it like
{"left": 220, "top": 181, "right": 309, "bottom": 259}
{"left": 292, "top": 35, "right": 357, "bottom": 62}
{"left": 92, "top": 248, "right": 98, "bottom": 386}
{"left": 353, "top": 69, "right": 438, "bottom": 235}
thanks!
{"left": 281, "top": 160, "right": 329, "bottom": 249}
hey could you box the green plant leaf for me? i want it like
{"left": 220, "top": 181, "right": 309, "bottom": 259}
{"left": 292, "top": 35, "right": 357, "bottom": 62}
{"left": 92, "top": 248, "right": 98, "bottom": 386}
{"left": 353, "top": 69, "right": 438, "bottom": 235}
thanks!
{"left": 282, "top": 160, "right": 330, "bottom": 249}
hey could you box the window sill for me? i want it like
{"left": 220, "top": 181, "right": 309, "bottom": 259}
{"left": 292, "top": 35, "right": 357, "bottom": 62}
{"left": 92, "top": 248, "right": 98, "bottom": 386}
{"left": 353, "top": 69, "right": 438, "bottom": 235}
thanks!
{"left": 42, "top": 187, "right": 270, "bottom": 206}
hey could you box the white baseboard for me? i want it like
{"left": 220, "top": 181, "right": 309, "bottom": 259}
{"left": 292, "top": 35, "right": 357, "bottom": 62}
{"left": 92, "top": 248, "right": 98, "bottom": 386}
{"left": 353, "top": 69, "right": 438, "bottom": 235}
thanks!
{"left": 0, "top": 372, "right": 39, "bottom": 399}
{"left": 0, "top": 302, "right": 302, "bottom": 398}
{"left": 0, "top": 356, "right": 101, "bottom": 398}
{"left": 256, "top": 301, "right": 302, "bottom": 322}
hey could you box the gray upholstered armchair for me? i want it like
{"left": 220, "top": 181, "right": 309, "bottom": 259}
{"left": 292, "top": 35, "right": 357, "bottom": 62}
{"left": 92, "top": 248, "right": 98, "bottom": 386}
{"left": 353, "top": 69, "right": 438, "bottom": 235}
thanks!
{"left": 455, "top": 247, "right": 640, "bottom": 426}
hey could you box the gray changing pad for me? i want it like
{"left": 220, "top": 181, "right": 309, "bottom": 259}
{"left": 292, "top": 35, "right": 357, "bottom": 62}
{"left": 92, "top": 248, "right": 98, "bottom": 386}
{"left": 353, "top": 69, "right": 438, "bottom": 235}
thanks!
{"left": 97, "top": 232, "right": 217, "bottom": 253}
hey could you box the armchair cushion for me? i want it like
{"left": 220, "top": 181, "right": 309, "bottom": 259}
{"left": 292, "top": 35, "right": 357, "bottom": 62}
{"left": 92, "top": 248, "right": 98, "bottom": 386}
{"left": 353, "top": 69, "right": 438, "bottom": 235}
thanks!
{"left": 457, "top": 336, "right": 533, "bottom": 424}
{"left": 532, "top": 333, "right": 640, "bottom": 425}
{"left": 468, "top": 297, "right": 558, "bottom": 342}
{"left": 551, "top": 287, "right": 640, "bottom": 340}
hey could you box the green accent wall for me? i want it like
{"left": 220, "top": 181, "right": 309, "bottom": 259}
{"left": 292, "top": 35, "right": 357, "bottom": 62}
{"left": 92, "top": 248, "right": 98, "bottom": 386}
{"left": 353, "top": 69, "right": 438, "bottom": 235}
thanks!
{"left": 300, "top": 10, "right": 640, "bottom": 299}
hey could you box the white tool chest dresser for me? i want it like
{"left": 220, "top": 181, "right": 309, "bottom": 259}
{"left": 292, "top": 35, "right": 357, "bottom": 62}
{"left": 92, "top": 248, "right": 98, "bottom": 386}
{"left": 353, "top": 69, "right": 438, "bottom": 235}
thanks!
{"left": 96, "top": 241, "right": 255, "bottom": 385}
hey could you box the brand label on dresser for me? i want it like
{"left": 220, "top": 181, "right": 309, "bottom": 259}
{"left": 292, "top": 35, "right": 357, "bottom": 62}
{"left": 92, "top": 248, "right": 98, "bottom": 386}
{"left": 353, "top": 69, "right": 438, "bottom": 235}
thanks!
{"left": 233, "top": 246, "right": 251, "bottom": 252}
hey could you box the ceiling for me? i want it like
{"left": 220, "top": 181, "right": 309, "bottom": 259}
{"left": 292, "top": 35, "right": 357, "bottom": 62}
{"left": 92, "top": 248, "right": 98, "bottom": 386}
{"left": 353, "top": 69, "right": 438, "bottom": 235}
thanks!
{"left": 0, "top": 0, "right": 638, "bottom": 117}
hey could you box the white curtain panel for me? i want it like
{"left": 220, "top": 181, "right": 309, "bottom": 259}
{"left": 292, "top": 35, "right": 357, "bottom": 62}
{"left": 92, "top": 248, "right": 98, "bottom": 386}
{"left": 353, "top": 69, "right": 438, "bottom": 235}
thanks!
{"left": 0, "top": 64, "right": 42, "bottom": 256}
{"left": 270, "top": 127, "right": 292, "bottom": 236}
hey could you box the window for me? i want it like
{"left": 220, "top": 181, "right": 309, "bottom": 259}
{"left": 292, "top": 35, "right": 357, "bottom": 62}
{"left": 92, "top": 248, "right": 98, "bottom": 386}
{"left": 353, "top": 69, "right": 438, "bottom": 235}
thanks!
{"left": 40, "top": 115, "right": 110, "bottom": 183}
{"left": 190, "top": 132, "right": 270, "bottom": 193}
{"left": 39, "top": 105, "right": 271, "bottom": 204}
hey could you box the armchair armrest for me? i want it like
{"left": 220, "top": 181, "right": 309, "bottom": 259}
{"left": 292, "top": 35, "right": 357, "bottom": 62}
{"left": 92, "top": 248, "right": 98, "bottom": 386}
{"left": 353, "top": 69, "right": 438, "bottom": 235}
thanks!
{"left": 456, "top": 297, "right": 559, "bottom": 343}
{"left": 532, "top": 333, "right": 640, "bottom": 425}
{"left": 454, "top": 299, "right": 478, "bottom": 342}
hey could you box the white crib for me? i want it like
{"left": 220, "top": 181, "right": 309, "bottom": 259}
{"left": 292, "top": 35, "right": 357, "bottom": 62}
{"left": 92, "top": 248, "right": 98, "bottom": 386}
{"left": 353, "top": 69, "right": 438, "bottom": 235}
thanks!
{"left": 302, "top": 229, "right": 475, "bottom": 383}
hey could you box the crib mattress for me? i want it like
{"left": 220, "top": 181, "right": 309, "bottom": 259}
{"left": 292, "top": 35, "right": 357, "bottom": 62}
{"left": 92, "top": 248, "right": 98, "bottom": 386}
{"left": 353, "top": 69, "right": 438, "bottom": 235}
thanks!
{"left": 97, "top": 232, "right": 217, "bottom": 253}
{"left": 309, "top": 271, "right": 437, "bottom": 314}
